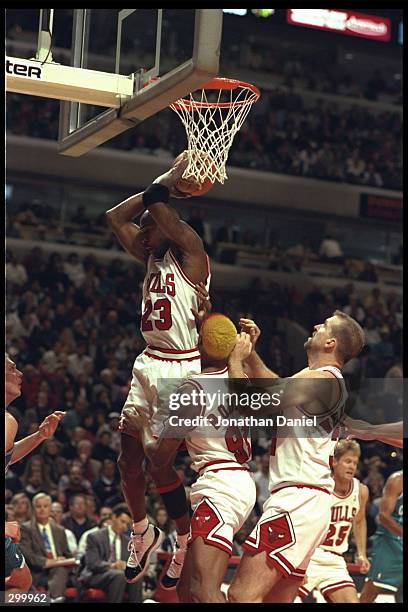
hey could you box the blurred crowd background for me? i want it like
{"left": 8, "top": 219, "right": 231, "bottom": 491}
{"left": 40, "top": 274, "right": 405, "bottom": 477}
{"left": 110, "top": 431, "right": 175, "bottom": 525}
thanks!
{"left": 6, "top": 8, "right": 402, "bottom": 602}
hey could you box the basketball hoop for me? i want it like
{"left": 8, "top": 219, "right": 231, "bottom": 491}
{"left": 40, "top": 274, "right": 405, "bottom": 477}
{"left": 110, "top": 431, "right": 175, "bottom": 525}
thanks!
{"left": 169, "top": 77, "right": 260, "bottom": 185}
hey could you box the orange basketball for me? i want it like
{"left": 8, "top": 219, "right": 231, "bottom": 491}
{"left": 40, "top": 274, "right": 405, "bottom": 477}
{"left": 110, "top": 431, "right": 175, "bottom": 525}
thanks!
{"left": 174, "top": 150, "right": 216, "bottom": 197}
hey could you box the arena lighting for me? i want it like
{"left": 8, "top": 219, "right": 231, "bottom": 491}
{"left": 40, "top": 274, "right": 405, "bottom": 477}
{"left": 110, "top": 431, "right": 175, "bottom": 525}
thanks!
{"left": 287, "top": 9, "right": 391, "bottom": 42}
{"left": 222, "top": 9, "right": 247, "bottom": 16}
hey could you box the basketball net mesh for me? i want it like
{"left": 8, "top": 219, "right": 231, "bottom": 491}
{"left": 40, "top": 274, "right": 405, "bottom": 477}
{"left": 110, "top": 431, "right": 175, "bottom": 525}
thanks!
{"left": 170, "top": 83, "right": 259, "bottom": 184}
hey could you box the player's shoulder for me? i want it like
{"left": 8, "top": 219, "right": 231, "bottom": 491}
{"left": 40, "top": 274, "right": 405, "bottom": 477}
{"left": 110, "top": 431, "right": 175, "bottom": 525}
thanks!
{"left": 388, "top": 470, "right": 403, "bottom": 482}
{"left": 358, "top": 480, "right": 369, "bottom": 500}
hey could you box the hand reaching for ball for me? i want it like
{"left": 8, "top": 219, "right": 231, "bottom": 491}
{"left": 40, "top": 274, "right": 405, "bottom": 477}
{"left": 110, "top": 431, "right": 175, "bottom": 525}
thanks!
{"left": 155, "top": 151, "right": 215, "bottom": 198}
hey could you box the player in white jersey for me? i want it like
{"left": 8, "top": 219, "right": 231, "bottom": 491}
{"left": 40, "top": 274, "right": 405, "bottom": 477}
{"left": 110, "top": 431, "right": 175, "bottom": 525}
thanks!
{"left": 120, "top": 314, "right": 256, "bottom": 603}
{"left": 106, "top": 153, "right": 211, "bottom": 585}
{"left": 227, "top": 311, "right": 365, "bottom": 603}
{"left": 298, "top": 439, "right": 370, "bottom": 603}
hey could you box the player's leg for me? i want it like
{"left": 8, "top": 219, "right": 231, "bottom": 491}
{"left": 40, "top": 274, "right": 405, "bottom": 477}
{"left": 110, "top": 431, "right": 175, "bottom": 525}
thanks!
{"left": 118, "top": 432, "right": 163, "bottom": 584}
{"left": 263, "top": 575, "right": 304, "bottom": 603}
{"left": 148, "top": 456, "right": 190, "bottom": 588}
{"left": 188, "top": 537, "right": 230, "bottom": 603}
{"left": 326, "top": 586, "right": 359, "bottom": 603}
{"left": 359, "top": 579, "right": 381, "bottom": 603}
{"left": 117, "top": 432, "right": 147, "bottom": 521}
{"left": 228, "top": 550, "right": 283, "bottom": 602}
{"left": 176, "top": 547, "right": 194, "bottom": 603}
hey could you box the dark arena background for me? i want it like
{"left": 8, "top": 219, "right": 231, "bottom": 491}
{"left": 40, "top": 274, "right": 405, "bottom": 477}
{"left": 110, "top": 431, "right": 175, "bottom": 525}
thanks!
{"left": 5, "top": 8, "right": 403, "bottom": 604}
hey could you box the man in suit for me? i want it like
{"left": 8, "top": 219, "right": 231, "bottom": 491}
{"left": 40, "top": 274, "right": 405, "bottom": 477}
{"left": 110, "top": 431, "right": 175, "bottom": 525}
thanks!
{"left": 19, "top": 492, "right": 77, "bottom": 602}
{"left": 80, "top": 504, "right": 142, "bottom": 602}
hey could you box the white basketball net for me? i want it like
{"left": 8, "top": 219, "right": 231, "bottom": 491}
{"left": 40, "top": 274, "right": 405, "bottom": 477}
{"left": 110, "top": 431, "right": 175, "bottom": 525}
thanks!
{"left": 170, "top": 79, "right": 260, "bottom": 185}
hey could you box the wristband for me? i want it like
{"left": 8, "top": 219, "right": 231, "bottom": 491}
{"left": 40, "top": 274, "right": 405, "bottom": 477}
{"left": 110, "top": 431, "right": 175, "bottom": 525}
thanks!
{"left": 142, "top": 183, "right": 170, "bottom": 208}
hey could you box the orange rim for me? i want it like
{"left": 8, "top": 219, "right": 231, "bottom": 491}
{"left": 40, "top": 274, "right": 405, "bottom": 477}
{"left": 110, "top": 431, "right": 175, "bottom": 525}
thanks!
{"left": 170, "top": 77, "right": 260, "bottom": 111}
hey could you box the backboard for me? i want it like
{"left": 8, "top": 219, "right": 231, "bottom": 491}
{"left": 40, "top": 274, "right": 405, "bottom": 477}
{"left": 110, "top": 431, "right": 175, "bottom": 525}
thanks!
{"left": 61, "top": 8, "right": 222, "bottom": 156}
{"left": 6, "top": 9, "right": 223, "bottom": 157}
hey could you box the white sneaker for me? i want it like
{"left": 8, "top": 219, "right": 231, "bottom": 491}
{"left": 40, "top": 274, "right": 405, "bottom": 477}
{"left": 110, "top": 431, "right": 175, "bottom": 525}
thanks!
{"left": 161, "top": 542, "right": 187, "bottom": 589}
{"left": 125, "top": 524, "right": 164, "bottom": 584}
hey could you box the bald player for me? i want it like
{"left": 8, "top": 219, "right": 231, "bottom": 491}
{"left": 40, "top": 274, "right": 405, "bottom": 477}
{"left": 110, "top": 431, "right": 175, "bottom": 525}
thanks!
{"left": 106, "top": 153, "right": 211, "bottom": 586}
{"left": 121, "top": 314, "right": 255, "bottom": 602}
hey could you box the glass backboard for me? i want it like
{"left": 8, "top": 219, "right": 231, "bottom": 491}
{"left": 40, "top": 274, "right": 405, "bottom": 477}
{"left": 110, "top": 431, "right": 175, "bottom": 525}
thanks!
{"left": 57, "top": 9, "right": 223, "bottom": 156}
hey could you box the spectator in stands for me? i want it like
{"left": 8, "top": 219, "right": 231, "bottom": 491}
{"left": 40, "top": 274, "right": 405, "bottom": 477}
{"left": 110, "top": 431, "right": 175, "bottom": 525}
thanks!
{"left": 6, "top": 251, "right": 28, "bottom": 286}
{"left": 79, "top": 503, "right": 142, "bottom": 603}
{"left": 85, "top": 495, "right": 100, "bottom": 525}
{"left": 343, "top": 295, "right": 366, "bottom": 324}
{"left": 77, "top": 506, "right": 113, "bottom": 558}
{"left": 93, "top": 458, "right": 122, "bottom": 506}
{"left": 21, "top": 455, "right": 54, "bottom": 500}
{"left": 50, "top": 501, "right": 78, "bottom": 557}
{"left": 97, "top": 412, "right": 121, "bottom": 454}
{"left": 19, "top": 492, "right": 77, "bottom": 603}
{"left": 76, "top": 439, "right": 102, "bottom": 481}
{"left": 62, "top": 494, "right": 97, "bottom": 544}
{"left": 318, "top": 234, "right": 344, "bottom": 262}
{"left": 91, "top": 430, "right": 117, "bottom": 463}
{"left": 64, "top": 252, "right": 86, "bottom": 288}
{"left": 40, "top": 437, "right": 68, "bottom": 484}
{"left": 10, "top": 492, "right": 32, "bottom": 524}
{"left": 58, "top": 464, "right": 93, "bottom": 507}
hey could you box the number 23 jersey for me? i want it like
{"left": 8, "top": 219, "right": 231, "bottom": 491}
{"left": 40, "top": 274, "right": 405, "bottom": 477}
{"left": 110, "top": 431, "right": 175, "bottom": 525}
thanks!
{"left": 141, "top": 248, "right": 210, "bottom": 354}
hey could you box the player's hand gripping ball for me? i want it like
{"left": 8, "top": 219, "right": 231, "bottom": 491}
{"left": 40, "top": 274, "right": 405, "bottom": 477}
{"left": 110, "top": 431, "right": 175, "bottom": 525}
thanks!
{"left": 173, "top": 150, "right": 216, "bottom": 197}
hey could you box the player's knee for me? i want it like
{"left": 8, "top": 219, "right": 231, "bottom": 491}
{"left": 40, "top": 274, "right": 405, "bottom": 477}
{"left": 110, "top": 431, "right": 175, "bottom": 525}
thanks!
{"left": 190, "top": 576, "right": 218, "bottom": 603}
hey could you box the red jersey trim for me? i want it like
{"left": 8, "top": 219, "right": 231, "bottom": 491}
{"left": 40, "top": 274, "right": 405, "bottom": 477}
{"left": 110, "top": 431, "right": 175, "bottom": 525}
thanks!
{"left": 199, "top": 366, "right": 229, "bottom": 376}
{"left": 332, "top": 481, "right": 354, "bottom": 499}
{"left": 169, "top": 250, "right": 197, "bottom": 290}
{"left": 202, "top": 467, "right": 250, "bottom": 475}
{"left": 271, "top": 484, "right": 331, "bottom": 495}
{"left": 144, "top": 351, "right": 200, "bottom": 363}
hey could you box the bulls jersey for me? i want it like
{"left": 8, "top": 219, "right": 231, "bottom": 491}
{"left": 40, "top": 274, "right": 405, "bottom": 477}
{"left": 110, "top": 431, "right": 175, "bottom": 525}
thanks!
{"left": 320, "top": 477, "right": 360, "bottom": 554}
{"left": 269, "top": 365, "right": 348, "bottom": 494}
{"left": 141, "top": 249, "right": 210, "bottom": 356}
{"left": 180, "top": 368, "right": 252, "bottom": 474}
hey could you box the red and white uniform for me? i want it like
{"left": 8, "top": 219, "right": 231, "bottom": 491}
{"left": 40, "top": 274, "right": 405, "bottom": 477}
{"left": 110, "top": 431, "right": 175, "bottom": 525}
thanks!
{"left": 166, "top": 369, "right": 256, "bottom": 555}
{"left": 299, "top": 478, "right": 360, "bottom": 601}
{"left": 123, "top": 248, "right": 210, "bottom": 434}
{"left": 243, "top": 365, "right": 348, "bottom": 580}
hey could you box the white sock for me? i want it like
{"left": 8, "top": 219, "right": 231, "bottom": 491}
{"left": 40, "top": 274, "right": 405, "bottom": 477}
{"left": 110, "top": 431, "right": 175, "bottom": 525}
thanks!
{"left": 176, "top": 533, "right": 188, "bottom": 549}
{"left": 133, "top": 517, "right": 149, "bottom": 534}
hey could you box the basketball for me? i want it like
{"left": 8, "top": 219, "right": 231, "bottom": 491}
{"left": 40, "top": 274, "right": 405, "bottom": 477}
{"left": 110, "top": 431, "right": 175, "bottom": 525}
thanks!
{"left": 200, "top": 313, "right": 237, "bottom": 360}
{"left": 173, "top": 150, "right": 216, "bottom": 197}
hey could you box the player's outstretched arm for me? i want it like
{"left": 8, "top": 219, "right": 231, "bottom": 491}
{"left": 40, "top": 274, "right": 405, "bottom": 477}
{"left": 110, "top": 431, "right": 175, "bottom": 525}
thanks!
{"left": 353, "top": 483, "right": 370, "bottom": 573}
{"left": 343, "top": 417, "right": 403, "bottom": 448}
{"left": 106, "top": 192, "right": 146, "bottom": 263}
{"left": 378, "top": 472, "right": 403, "bottom": 537}
{"left": 10, "top": 411, "right": 65, "bottom": 464}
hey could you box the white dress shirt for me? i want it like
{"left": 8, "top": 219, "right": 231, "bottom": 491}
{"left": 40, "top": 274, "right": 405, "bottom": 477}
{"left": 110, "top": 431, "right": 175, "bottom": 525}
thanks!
{"left": 107, "top": 525, "right": 121, "bottom": 561}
